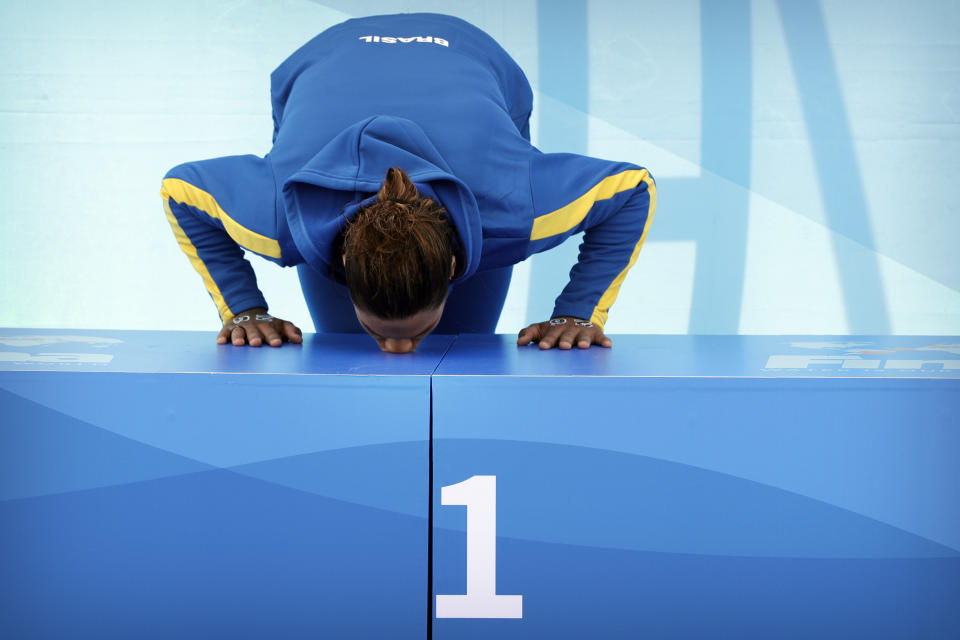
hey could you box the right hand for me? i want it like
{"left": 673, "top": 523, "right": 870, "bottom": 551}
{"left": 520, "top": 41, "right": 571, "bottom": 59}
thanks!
{"left": 218, "top": 307, "right": 303, "bottom": 347}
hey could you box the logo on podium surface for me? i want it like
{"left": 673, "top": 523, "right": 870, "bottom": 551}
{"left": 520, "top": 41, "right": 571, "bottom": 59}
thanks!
{"left": 765, "top": 341, "right": 960, "bottom": 372}
{"left": 0, "top": 334, "right": 122, "bottom": 365}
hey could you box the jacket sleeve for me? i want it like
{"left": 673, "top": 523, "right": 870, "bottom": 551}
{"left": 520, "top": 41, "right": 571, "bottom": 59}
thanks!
{"left": 527, "top": 151, "right": 657, "bottom": 330}
{"left": 160, "top": 154, "right": 283, "bottom": 323}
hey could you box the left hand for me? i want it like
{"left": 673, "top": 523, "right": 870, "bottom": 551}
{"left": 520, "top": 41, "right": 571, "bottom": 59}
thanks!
{"left": 517, "top": 316, "right": 613, "bottom": 350}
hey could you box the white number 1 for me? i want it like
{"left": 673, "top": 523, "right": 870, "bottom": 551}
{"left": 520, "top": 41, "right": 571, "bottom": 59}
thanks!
{"left": 435, "top": 475, "right": 523, "bottom": 618}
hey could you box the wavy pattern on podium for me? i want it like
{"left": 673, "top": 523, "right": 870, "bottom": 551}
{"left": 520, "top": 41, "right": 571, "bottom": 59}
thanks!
{"left": 0, "top": 386, "right": 427, "bottom": 515}
{"left": 433, "top": 439, "right": 960, "bottom": 637}
{"left": 0, "top": 388, "right": 428, "bottom": 639}
{"left": 434, "top": 439, "right": 958, "bottom": 558}
{"left": 434, "top": 530, "right": 960, "bottom": 638}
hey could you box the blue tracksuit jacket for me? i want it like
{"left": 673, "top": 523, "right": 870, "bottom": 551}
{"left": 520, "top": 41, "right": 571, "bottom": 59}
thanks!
{"left": 161, "top": 13, "right": 656, "bottom": 329}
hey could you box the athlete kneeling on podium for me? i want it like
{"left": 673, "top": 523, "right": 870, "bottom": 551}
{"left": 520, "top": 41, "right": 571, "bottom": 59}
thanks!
{"left": 161, "top": 13, "right": 656, "bottom": 353}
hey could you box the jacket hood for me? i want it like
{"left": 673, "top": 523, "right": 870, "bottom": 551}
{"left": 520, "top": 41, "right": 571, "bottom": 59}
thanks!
{"left": 282, "top": 115, "right": 483, "bottom": 281}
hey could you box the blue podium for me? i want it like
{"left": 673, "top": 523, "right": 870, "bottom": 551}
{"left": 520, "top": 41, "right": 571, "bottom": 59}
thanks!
{"left": 0, "top": 329, "right": 453, "bottom": 639}
{"left": 2, "top": 331, "right": 958, "bottom": 638}
{"left": 432, "top": 336, "right": 960, "bottom": 639}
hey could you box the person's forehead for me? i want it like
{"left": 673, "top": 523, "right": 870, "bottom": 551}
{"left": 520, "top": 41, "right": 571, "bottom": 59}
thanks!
{"left": 357, "top": 308, "right": 440, "bottom": 339}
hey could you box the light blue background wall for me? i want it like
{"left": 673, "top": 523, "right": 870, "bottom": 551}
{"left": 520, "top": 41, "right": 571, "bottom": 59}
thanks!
{"left": 1, "top": 0, "right": 957, "bottom": 335}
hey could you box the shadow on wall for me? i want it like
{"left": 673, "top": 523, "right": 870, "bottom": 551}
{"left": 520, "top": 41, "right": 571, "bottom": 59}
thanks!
{"left": 531, "top": 0, "right": 890, "bottom": 334}
{"left": 775, "top": 0, "right": 889, "bottom": 333}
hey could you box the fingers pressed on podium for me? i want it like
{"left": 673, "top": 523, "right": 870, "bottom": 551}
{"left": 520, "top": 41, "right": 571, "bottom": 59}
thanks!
{"left": 218, "top": 310, "right": 303, "bottom": 347}
{"left": 516, "top": 324, "right": 542, "bottom": 346}
{"left": 554, "top": 326, "right": 581, "bottom": 350}
{"left": 257, "top": 322, "right": 282, "bottom": 347}
{"left": 283, "top": 321, "right": 304, "bottom": 344}
{"left": 247, "top": 324, "right": 267, "bottom": 347}
{"left": 517, "top": 317, "right": 612, "bottom": 350}
{"left": 232, "top": 325, "right": 248, "bottom": 346}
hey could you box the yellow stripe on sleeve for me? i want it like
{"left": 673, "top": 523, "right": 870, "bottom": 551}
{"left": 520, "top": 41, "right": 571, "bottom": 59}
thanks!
{"left": 589, "top": 173, "right": 657, "bottom": 330}
{"left": 163, "top": 197, "right": 234, "bottom": 323}
{"left": 160, "top": 178, "right": 282, "bottom": 259}
{"left": 530, "top": 169, "right": 650, "bottom": 241}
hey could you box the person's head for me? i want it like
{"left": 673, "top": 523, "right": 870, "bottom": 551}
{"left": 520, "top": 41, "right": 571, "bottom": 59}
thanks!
{"left": 342, "top": 167, "right": 455, "bottom": 353}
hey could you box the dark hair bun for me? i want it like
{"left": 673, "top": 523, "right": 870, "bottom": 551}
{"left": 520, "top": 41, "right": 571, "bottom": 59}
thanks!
{"left": 376, "top": 167, "right": 420, "bottom": 205}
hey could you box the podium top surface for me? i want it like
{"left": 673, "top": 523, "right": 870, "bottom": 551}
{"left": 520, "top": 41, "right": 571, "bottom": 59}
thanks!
{"left": 434, "top": 334, "right": 960, "bottom": 379}
{"left": 0, "top": 330, "right": 958, "bottom": 378}
{"left": 0, "top": 329, "right": 455, "bottom": 375}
